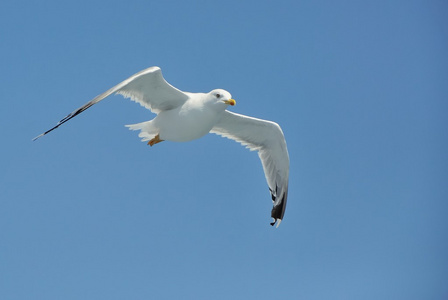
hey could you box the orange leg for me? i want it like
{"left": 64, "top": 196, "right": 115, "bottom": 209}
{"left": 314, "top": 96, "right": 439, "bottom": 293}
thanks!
{"left": 147, "top": 134, "right": 164, "bottom": 147}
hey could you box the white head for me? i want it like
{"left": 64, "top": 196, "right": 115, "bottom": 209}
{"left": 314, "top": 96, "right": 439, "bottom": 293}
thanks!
{"left": 207, "top": 89, "right": 236, "bottom": 108}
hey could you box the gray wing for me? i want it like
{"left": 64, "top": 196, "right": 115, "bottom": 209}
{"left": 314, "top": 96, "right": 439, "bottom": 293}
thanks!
{"left": 210, "top": 111, "right": 290, "bottom": 227}
{"left": 33, "top": 66, "right": 188, "bottom": 140}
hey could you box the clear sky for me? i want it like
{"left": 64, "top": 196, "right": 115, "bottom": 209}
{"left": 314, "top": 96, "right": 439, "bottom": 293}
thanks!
{"left": 1, "top": 0, "right": 447, "bottom": 299}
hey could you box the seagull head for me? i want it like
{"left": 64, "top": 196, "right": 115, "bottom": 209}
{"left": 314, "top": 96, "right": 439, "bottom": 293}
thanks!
{"left": 209, "top": 89, "right": 236, "bottom": 107}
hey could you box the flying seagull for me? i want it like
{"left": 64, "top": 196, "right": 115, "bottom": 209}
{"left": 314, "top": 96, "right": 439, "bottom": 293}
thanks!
{"left": 33, "top": 67, "right": 289, "bottom": 227}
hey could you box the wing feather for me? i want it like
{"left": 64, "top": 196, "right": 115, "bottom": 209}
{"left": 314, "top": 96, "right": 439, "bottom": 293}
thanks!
{"left": 33, "top": 66, "right": 188, "bottom": 140}
{"left": 115, "top": 66, "right": 188, "bottom": 113}
{"left": 210, "top": 111, "right": 290, "bottom": 227}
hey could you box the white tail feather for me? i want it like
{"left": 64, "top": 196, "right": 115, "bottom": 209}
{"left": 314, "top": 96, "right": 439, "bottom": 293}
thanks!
{"left": 125, "top": 121, "right": 158, "bottom": 142}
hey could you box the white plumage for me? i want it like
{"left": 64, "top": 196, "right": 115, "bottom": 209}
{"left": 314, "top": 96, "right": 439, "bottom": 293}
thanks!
{"left": 33, "top": 67, "right": 290, "bottom": 227}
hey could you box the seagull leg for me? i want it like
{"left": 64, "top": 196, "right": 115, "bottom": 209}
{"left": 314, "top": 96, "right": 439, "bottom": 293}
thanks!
{"left": 147, "top": 134, "right": 164, "bottom": 147}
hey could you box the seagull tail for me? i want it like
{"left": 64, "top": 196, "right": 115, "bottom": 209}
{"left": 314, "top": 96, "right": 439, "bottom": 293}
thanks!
{"left": 125, "top": 121, "right": 158, "bottom": 142}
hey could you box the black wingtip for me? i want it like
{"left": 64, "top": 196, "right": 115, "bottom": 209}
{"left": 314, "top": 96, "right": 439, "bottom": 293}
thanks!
{"left": 269, "top": 185, "right": 288, "bottom": 228}
{"left": 31, "top": 101, "right": 95, "bottom": 142}
{"left": 270, "top": 218, "right": 282, "bottom": 228}
{"left": 31, "top": 123, "right": 61, "bottom": 141}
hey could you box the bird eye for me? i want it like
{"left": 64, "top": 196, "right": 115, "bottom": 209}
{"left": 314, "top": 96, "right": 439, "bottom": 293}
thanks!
{"left": 216, "top": 93, "right": 221, "bottom": 98}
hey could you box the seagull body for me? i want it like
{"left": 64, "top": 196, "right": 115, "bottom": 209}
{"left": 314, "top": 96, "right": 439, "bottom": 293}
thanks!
{"left": 33, "top": 67, "right": 290, "bottom": 227}
{"left": 128, "top": 90, "right": 231, "bottom": 143}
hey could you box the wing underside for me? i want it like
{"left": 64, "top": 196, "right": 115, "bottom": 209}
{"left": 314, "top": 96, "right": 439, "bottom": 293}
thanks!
{"left": 211, "top": 111, "right": 290, "bottom": 227}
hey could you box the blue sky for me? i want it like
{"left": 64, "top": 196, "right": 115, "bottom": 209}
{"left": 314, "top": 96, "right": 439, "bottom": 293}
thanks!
{"left": 1, "top": 0, "right": 447, "bottom": 299}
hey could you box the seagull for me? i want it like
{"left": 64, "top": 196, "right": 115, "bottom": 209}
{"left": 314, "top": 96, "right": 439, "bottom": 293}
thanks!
{"left": 33, "top": 67, "right": 289, "bottom": 227}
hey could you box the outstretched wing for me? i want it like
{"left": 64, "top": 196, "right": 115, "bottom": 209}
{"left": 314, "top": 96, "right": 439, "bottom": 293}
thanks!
{"left": 33, "top": 66, "right": 188, "bottom": 140}
{"left": 210, "top": 111, "right": 290, "bottom": 227}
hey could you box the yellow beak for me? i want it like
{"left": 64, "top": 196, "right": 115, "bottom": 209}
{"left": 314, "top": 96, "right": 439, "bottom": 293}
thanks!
{"left": 224, "top": 99, "right": 236, "bottom": 106}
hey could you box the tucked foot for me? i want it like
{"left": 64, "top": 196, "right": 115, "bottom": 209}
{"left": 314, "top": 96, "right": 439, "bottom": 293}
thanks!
{"left": 147, "top": 134, "right": 164, "bottom": 147}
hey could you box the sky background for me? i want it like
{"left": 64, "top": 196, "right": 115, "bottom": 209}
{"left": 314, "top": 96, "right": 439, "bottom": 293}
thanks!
{"left": 1, "top": 0, "right": 447, "bottom": 299}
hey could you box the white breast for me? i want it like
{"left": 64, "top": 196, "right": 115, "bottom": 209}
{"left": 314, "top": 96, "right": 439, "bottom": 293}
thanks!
{"left": 155, "top": 100, "right": 221, "bottom": 142}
